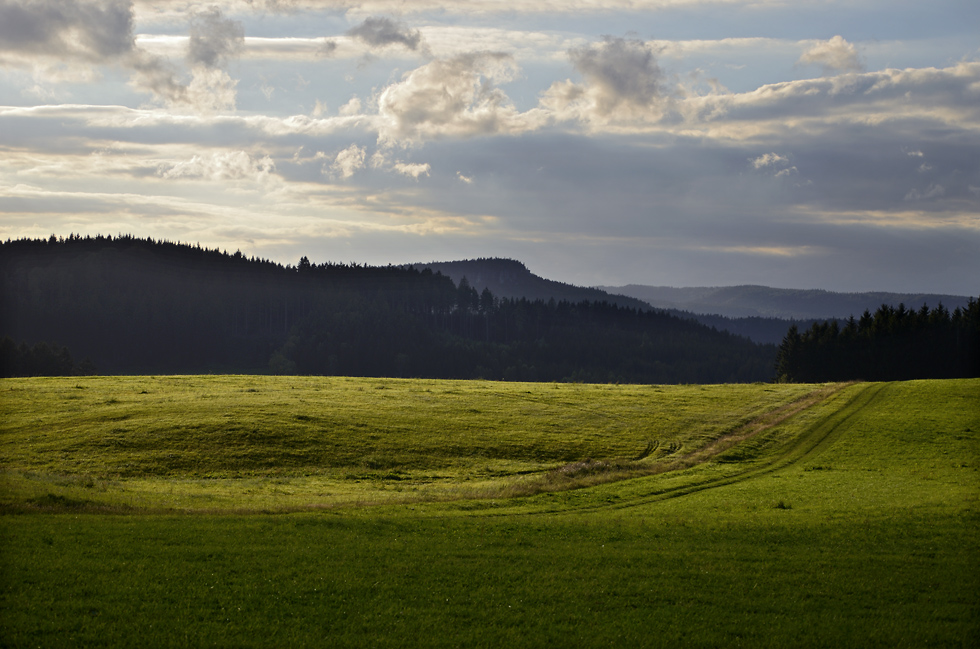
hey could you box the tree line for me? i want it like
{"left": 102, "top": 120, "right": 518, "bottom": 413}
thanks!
{"left": 775, "top": 301, "right": 979, "bottom": 382}
{"left": 0, "top": 235, "right": 775, "bottom": 382}
{"left": 0, "top": 337, "right": 96, "bottom": 378}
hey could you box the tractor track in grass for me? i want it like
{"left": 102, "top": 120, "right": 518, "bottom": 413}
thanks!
{"left": 591, "top": 381, "right": 888, "bottom": 512}
{"left": 473, "top": 382, "right": 886, "bottom": 516}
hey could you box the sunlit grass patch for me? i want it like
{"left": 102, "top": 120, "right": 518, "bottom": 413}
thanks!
{"left": 0, "top": 375, "right": 823, "bottom": 512}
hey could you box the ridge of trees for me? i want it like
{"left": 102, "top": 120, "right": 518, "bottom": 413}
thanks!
{"left": 1, "top": 235, "right": 775, "bottom": 382}
{"left": 410, "top": 258, "right": 652, "bottom": 311}
{"left": 0, "top": 337, "right": 95, "bottom": 377}
{"left": 775, "top": 301, "right": 979, "bottom": 382}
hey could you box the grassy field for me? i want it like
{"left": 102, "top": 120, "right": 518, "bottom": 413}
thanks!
{"left": 1, "top": 377, "right": 978, "bottom": 647}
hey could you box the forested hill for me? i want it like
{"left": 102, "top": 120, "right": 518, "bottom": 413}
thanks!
{"left": 411, "top": 259, "right": 650, "bottom": 311}
{"left": 1, "top": 236, "right": 775, "bottom": 382}
{"left": 413, "top": 259, "right": 814, "bottom": 344}
{"left": 600, "top": 284, "right": 973, "bottom": 320}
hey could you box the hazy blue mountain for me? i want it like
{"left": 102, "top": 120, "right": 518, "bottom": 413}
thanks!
{"left": 412, "top": 260, "right": 974, "bottom": 345}
{"left": 656, "top": 310, "right": 825, "bottom": 346}
{"left": 597, "top": 284, "right": 974, "bottom": 320}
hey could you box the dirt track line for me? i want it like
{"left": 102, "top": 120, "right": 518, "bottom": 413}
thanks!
{"left": 501, "top": 382, "right": 881, "bottom": 516}
{"left": 596, "top": 382, "right": 887, "bottom": 512}
{"left": 657, "top": 382, "right": 851, "bottom": 472}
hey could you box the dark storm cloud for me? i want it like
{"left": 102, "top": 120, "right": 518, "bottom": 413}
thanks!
{"left": 187, "top": 6, "right": 245, "bottom": 69}
{"left": 346, "top": 16, "right": 423, "bottom": 51}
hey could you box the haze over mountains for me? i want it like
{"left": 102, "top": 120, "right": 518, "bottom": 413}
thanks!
{"left": 597, "top": 285, "right": 974, "bottom": 321}
{"left": 414, "top": 259, "right": 974, "bottom": 345}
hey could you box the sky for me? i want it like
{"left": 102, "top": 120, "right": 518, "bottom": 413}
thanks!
{"left": 1, "top": 0, "right": 978, "bottom": 294}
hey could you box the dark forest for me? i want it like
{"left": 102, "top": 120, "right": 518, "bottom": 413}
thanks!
{"left": 775, "top": 302, "right": 979, "bottom": 382}
{"left": 1, "top": 235, "right": 775, "bottom": 382}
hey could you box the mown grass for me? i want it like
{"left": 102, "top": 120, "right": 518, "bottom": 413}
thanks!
{"left": 0, "top": 378, "right": 977, "bottom": 647}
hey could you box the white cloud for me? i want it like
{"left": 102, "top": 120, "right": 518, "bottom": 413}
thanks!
{"left": 393, "top": 162, "right": 431, "bottom": 179}
{"left": 750, "top": 153, "right": 789, "bottom": 169}
{"left": 798, "top": 35, "right": 863, "bottom": 74}
{"left": 377, "top": 51, "right": 545, "bottom": 143}
{"left": 311, "top": 100, "right": 329, "bottom": 117}
{"left": 339, "top": 96, "right": 363, "bottom": 116}
{"left": 679, "top": 62, "right": 980, "bottom": 140}
{"left": 160, "top": 150, "right": 275, "bottom": 182}
{"left": 331, "top": 144, "right": 366, "bottom": 178}
{"left": 185, "top": 67, "right": 239, "bottom": 112}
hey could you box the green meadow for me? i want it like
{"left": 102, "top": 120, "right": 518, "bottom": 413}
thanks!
{"left": 1, "top": 377, "right": 978, "bottom": 647}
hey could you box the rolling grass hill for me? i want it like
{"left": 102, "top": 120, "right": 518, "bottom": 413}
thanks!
{"left": 1, "top": 377, "right": 977, "bottom": 647}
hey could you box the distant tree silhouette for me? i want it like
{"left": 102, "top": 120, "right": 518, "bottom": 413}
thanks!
{"left": 1, "top": 235, "right": 777, "bottom": 383}
{"left": 0, "top": 336, "right": 94, "bottom": 377}
{"left": 776, "top": 299, "right": 979, "bottom": 381}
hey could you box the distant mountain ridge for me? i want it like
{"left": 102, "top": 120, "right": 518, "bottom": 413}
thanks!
{"left": 410, "top": 259, "right": 974, "bottom": 345}
{"left": 409, "top": 258, "right": 651, "bottom": 311}
{"left": 597, "top": 284, "right": 974, "bottom": 320}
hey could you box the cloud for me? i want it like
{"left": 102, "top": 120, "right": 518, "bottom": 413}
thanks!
{"left": 346, "top": 16, "right": 424, "bottom": 52}
{"left": 377, "top": 51, "right": 545, "bottom": 143}
{"left": 750, "top": 153, "right": 788, "bottom": 169}
{"left": 185, "top": 67, "right": 239, "bottom": 113}
{"left": 0, "top": 0, "right": 186, "bottom": 98}
{"left": 393, "top": 161, "right": 430, "bottom": 179}
{"left": 187, "top": 6, "right": 245, "bottom": 69}
{"left": 331, "top": 144, "right": 366, "bottom": 178}
{"left": 797, "top": 35, "right": 863, "bottom": 74}
{"left": 0, "top": 0, "right": 134, "bottom": 60}
{"left": 178, "top": 7, "right": 245, "bottom": 112}
{"left": 318, "top": 38, "right": 338, "bottom": 57}
{"left": 904, "top": 183, "right": 945, "bottom": 201}
{"left": 339, "top": 96, "right": 362, "bottom": 116}
{"left": 160, "top": 150, "right": 275, "bottom": 182}
{"left": 682, "top": 62, "right": 980, "bottom": 138}
{"left": 128, "top": 1, "right": 790, "bottom": 18}
{"left": 569, "top": 37, "right": 664, "bottom": 111}
{"left": 542, "top": 37, "right": 668, "bottom": 125}
{"left": 0, "top": 1, "right": 247, "bottom": 112}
